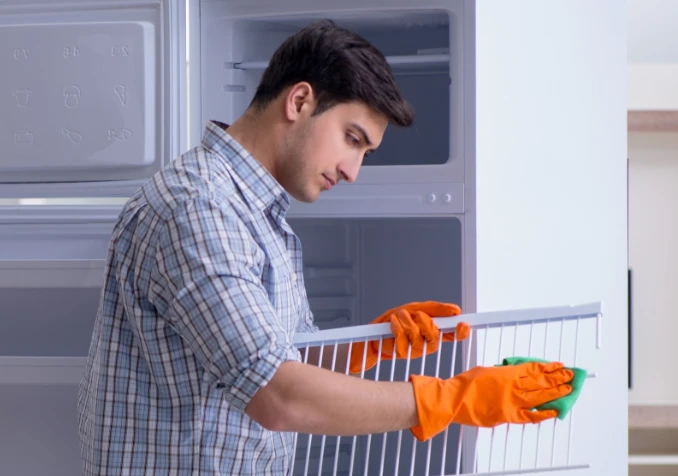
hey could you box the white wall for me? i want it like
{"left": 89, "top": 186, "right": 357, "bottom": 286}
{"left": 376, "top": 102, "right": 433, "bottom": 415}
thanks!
{"left": 473, "top": 0, "right": 627, "bottom": 474}
{"left": 629, "top": 0, "right": 678, "bottom": 63}
{"left": 627, "top": 0, "right": 678, "bottom": 111}
{"left": 628, "top": 64, "right": 678, "bottom": 111}
{"left": 628, "top": 132, "right": 678, "bottom": 405}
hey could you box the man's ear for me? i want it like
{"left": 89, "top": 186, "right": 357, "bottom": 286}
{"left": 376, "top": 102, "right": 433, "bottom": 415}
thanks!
{"left": 284, "top": 82, "right": 315, "bottom": 122}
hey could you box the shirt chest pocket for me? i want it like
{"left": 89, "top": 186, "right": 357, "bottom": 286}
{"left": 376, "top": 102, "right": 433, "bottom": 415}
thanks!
{"left": 265, "top": 259, "right": 302, "bottom": 337}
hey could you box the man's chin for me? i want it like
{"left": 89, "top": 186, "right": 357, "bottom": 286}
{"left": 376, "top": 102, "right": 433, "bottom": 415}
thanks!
{"left": 289, "top": 189, "right": 321, "bottom": 204}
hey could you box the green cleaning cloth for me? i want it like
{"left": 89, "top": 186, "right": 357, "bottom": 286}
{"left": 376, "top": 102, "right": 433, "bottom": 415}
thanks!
{"left": 499, "top": 356, "right": 587, "bottom": 420}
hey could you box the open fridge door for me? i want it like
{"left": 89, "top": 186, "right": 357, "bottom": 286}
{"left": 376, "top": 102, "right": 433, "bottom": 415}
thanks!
{"left": 0, "top": 0, "right": 186, "bottom": 198}
{"left": 0, "top": 0, "right": 187, "bottom": 474}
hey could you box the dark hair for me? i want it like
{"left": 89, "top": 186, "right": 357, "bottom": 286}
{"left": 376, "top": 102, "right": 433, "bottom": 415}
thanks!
{"left": 249, "top": 19, "right": 414, "bottom": 127}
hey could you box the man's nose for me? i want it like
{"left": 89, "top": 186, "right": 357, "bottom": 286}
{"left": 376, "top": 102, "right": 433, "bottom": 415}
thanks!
{"left": 338, "top": 162, "right": 360, "bottom": 184}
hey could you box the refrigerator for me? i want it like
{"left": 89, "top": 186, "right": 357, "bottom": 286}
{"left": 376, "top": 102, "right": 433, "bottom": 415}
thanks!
{"left": 0, "top": 0, "right": 628, "bottom": 475}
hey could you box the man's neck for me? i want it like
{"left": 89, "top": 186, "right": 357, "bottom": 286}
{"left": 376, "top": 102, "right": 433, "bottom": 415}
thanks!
{"left": 224, "top": 110, "right": 282, "bottom": 181}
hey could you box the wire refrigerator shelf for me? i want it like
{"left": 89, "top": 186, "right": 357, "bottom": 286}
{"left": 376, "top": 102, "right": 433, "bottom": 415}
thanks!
{"left": 290, "top": 302, "right": 602, "bottom": 476}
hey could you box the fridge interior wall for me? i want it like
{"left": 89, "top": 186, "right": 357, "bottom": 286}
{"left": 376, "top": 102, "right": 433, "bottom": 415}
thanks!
{"left": 199, "top": 9, "right": 461, "bottom": 177}
{"left": 290, "top": 218, "right": 463, "bottom": 329}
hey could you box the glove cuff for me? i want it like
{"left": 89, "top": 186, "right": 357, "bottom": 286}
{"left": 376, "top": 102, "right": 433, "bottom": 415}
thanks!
{"left": 409, "top": 374, "right": 449, "bottom": 442}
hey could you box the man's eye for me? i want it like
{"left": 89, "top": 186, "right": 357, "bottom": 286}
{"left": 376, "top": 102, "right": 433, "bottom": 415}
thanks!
{"left": 347, "top": 134, "right": 360, "bottom": 146}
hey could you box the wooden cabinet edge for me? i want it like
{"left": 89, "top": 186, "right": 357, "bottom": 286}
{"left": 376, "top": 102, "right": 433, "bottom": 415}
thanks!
{"left": 628, "top": 110, "right": 678, "bottom": 132}
{"left": 629, "top": 405, "right": 678, "bottom": 429}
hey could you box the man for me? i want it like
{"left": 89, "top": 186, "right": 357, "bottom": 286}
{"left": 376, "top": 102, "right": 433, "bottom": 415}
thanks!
{"left": 77, "top": 20, "right": 573, "bottom": 475}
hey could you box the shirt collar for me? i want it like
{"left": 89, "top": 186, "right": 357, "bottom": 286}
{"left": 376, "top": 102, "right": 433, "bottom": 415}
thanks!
{"left": 200, "top": 120, "right": 290, "bottom": 213}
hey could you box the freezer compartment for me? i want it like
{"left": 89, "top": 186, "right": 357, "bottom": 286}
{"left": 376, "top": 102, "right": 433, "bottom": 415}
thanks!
{"left": 288, "top": 217, "right": 464, "bottom": 330}
{"left": 202, "top": 8, "right": 458, "bottom": 170}
{"left": 0, "top": 383, "right": 81, "bottom": 476}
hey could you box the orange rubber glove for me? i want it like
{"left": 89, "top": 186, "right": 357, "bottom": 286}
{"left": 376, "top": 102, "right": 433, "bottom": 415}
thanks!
{"left": 349, "top": 301, "right": 470, "bottom": 374}
{"left": 410, "top": 361, "right": 574, "bottom": 441}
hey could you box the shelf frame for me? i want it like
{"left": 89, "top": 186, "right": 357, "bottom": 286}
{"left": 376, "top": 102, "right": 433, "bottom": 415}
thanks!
{"left": 230, "top": 53, "right": 450, "bottom": 73}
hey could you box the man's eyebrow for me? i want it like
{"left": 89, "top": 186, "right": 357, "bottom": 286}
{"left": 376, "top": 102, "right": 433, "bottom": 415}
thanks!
{"left": 351, "top": 123, "right": 373, "bottom": 147}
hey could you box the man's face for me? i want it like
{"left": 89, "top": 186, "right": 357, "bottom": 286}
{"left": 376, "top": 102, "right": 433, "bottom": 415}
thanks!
{"left": 278, "top": 101, "right": 388, "bottom": 203}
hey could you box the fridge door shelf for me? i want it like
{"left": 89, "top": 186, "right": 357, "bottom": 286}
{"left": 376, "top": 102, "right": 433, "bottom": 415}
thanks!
{"left": 0, "top": 207, "right": 116, "bottom": 255}
{"left": 0, "top": 207, "right": 115, "bottom": 282}
{"left": 0, "top": 357, "right": 85, "bottom": 385}
{"left": 0, "top": 204, "right": 121, "bottom": 225}
{"left": 0, "top": 260, "right": 106, "bottom": 288}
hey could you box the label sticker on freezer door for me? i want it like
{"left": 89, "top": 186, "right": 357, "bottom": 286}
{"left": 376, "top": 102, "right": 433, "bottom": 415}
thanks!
{"left": 0, "top": 22, "right": 156, "bottom": 176}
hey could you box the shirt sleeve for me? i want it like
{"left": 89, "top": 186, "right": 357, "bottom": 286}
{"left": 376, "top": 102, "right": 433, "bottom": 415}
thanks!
{"left": 150, "top": 197, "right": 301, "bottom": 412}
{"left": 296, "top": 287, "right": 319, "bottom": 334}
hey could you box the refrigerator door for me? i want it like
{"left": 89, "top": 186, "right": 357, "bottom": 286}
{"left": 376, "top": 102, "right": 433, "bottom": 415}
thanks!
{"left": 0, "top": 0, "right": 186, "bottom": 199}
{"left": 0, "top": 2, "right": 187, "bottom": 475}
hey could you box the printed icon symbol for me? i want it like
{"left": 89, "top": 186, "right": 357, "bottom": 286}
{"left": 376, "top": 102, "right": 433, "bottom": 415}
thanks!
{"left": 13, "top": 48, "right": 28, "bottom": 60}
{"left": 62, "top": 128, "right": 83, "bottom": 144}
{"left": 13, "top": 88, "right": 31, "bottom": 107}
{"left": 108, "top": 128, "right": 133, "bottom": 141}
{"left": 114, "top": 85, "right": 127, "bottom": 105}
{"left": 63, "top": 85, "right": 81, "bottom": 108}
{"left": 63, "top": 46, "right": 81, "bottom": 58}
{"left": 110, "top": 45, "right": 130, "bottom": 57}
{"left": 14, "top": 131, "right": 34, "bottom": 144}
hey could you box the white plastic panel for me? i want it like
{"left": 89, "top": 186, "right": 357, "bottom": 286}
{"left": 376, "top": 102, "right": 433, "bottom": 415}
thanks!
{"left": 197, "top": 0, "right": 466, "bottom": 190}
{"left": 0, "top": 207, "right": 116, "bottom": 261}
{"left": 1, "top": 22, "right": 155, "bottom": 179}
{"left": 473, "top": 1, "right": 626, "bottom": 475}
{"left": 0, "top": 0, "right": 186, "bottom": 198}
{"left": 287, "top": 182, "right": 464, "bottom": 217}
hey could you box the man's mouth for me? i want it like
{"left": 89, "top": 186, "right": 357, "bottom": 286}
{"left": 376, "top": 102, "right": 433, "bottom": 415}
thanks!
{"left": 322, "top": 175, "right": 335, "bottom": 190}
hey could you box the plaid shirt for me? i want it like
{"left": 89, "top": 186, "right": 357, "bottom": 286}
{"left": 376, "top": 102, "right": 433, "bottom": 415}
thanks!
{"left": 77, "top": 120, "right": 318, "bottom": 475}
